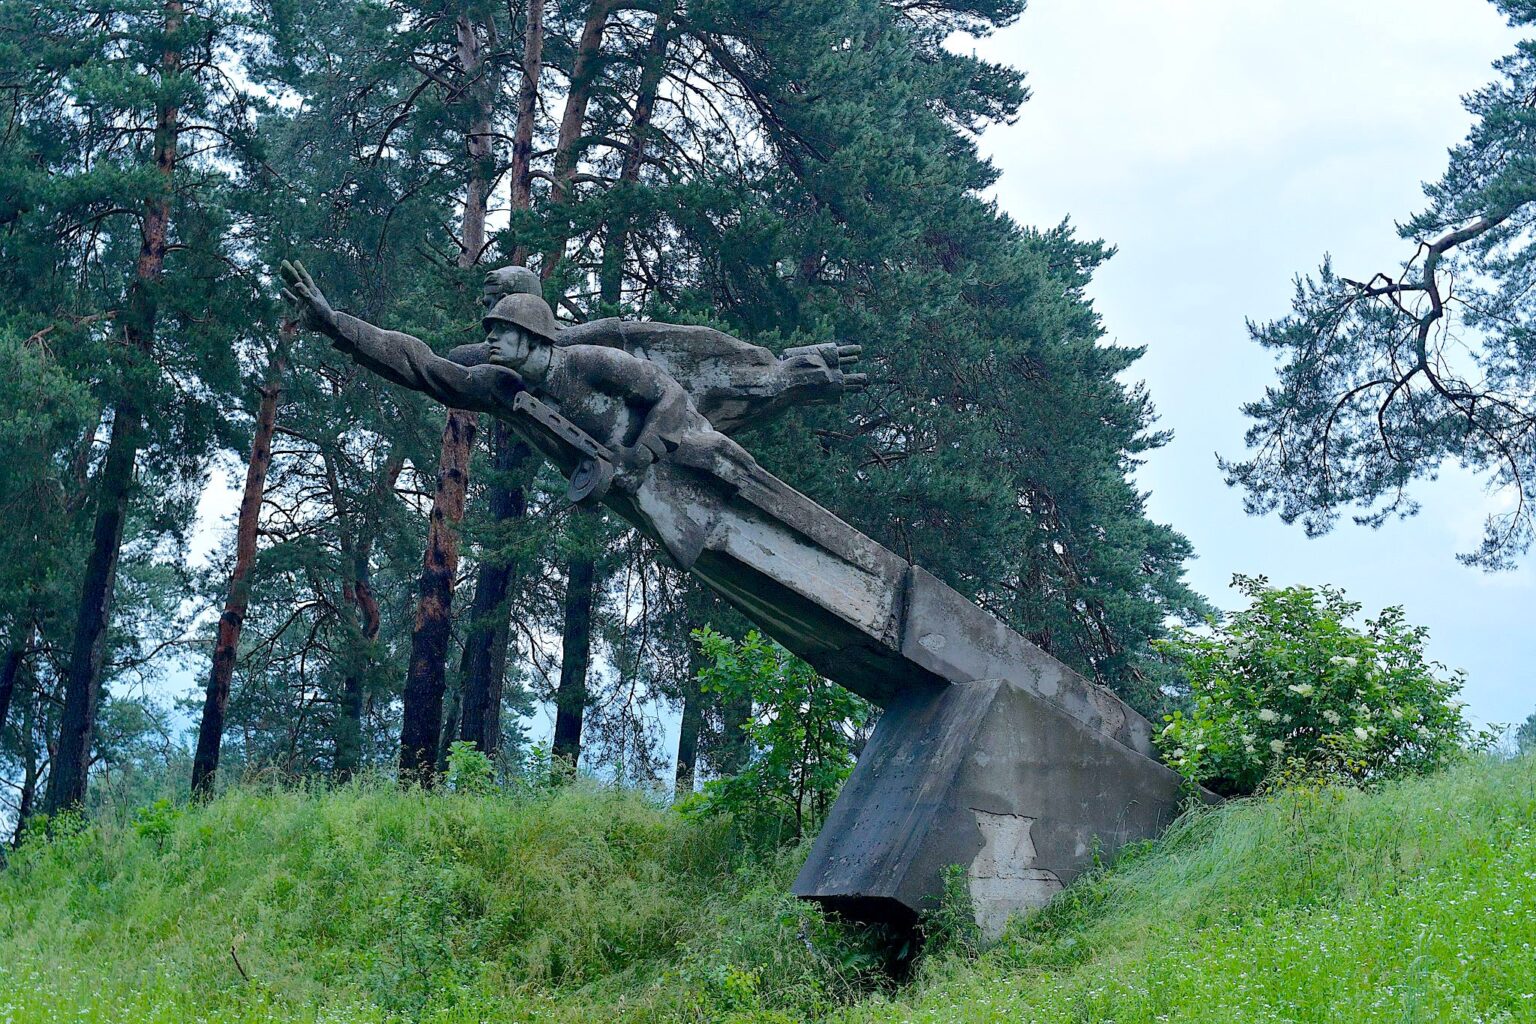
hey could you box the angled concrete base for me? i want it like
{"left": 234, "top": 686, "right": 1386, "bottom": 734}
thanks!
{"left": 793, "top": 567, "right": 1196, "bottom": 938}
{"left": 793, "top": 675, "right": 1190, "bottom": 936}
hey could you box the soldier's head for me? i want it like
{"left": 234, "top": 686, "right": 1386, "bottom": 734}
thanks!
{"left": 484, "top": 291, "right": 561, "bottom": 373}
{"left": 482, "top": 265, "right": 541, "bottom": 309}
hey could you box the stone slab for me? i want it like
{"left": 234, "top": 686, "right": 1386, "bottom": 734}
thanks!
{"left": 794, "top": 676, "right": 1190, "bottom": 936}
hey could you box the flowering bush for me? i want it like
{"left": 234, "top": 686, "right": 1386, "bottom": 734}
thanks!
{"left": 1154, "top": 575, "right": 1470, "bottom": 795}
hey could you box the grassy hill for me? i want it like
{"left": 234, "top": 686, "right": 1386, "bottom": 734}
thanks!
{"left": 2, "top": 756, "right": 1534, "bottom": 1023}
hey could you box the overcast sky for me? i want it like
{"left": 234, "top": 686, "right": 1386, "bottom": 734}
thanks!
{"left": 967, "top": 0, "right": 1532, "bottom": 726}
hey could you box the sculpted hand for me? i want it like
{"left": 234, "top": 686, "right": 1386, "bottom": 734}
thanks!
{"left": 279, "top": 260, "right": 339, "bottom": 335}
{"left": 836, "top": 343, "right": 869, "bottom": 392}
{"left": 613, "top": 440, "right": 659, "bottom": 493}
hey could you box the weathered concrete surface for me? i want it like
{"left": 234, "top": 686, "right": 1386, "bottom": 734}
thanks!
{"left": 793, "top": 675, "right": 1189, "bottom": 936}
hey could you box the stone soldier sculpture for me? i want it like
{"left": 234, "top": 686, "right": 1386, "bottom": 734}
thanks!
{"left": 280, "top": 258, "right": 1199, "bottom": 937}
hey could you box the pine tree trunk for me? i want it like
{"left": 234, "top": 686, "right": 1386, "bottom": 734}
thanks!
{"left": 44, "top": 0, "right": 182, "bottom": 817}
{"left": 13, "top": 690, "right": 37, "bottom": 846}
{"left": 599, "top": 4, "right": 671, "bottom": 306}
{"left": 0, "top": 622, "right": 31, "bottom": 740}
{"left": 542, "top": 0, "right": 613, "bottom": 277}
{"left": 456, "top": 0, "right": 543, "bottom": 753}
{"left": 673, "top": 675, "right": 702, "bottom": 795}
{"left": 328, "top": 453, "right": 402, "bottom": 780}
{"left": 458, "top": 422, "right": 530, "bottom": 756}
{"left": 718, "top": 694, "right": 752, "bottom": 775}
{"left": 509, "top": 0, "right": 543, "bottom": 264}
{"left": 398, "top": 8, "right": 495, "bottom": 786}
{"left": 551, "top": 557, "right": 596, "bottom": 766}
{"left": 46, "top": 403, "right": 141, "bottom": 814}
{"left": 436, "top": 677, "right": 462, "bottom": 774}
{"left": 399, "top": 409, "right": 476, "bottom": 785}
{"left": 191, "top": 332, "right": 288, "bottom": 799}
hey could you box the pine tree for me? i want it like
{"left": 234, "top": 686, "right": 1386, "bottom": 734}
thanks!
{"left": 1228, "top": 0, "right": 1536, "bottom": 571}
{"left": 0, "top": 0, "right": 264, "bottom": 812}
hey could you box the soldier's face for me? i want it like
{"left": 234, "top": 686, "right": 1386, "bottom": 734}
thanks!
{"left": 488, "top": 324, "right": 533, "bottom": 368}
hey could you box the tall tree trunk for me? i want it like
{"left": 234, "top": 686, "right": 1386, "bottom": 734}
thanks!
{"left": 399, "top": 409, "right": 477, "bottom": 785}
{"left": 457, "top": 0, "right": 544, "bottom": 751}
{"left": 190, "top": 330, "right": 289, "bottom": 799}
{"left": 398, "top": 9, "right": 496, "bottom": 786}
{"left": 46, "top": 406, "right": 141, "bottom": 815}
{"left": 718, "top": 694, "right": 751, "bottom": 775}
{"left": 436, "top": 677, "right": 462, "bottom": 774}
{"left": 328, "top": 452, "right": 402, "bottom": 780}
{"left": 0, "top": 621, "right": 33, "bottom": 740}
{"left": 458, "top": 423, "right": 531, "bottom": 756}
{"left": 45, "top": 0, "right": 181, "bottom": 817}
{"left": 673, "top": 672, "right": 702, "bottom": 795}
{"left": 599, "top": 4, "right": 672, "bottom": 307}
{"left": 551, "top": 556, "right": 596, "bottom": 766}
{"left": 542, "top": 0, "right": 613, "bottom": 278}
{"left": 13, "top": 686, "right": 37, "bottom": 846}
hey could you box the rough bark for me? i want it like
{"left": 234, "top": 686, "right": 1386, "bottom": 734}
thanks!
{"left": 509, "top": 0, "right": 543, "bottom": 265}
{"left": 190, "top": 331, "right": 289, "bottom": 799}
{"left": 673, "top": 675, "right": 702, "bottom": 795}
{"left": 542, "top": 0, "right": 614, "bottom": 278}
{"left": 398, "top": 8, "right": 496, "bottom": 786}
{"left": 436, "top": 676, "right": 462, "bottom": 774}
{"left": 328, "top": 453, "right": 403, "bottom": 779}
{"left": 47, "top": 407, "right": 140, "bottom": 814}
{"left": 44, "top": 0, "right": 181, "bottom": 816}
{"left": 551, "top": 556, "right": 597, "bottom": 766}
{"left": 458, "top": 422, "right": 531, "bottom": 756}
{"left": 399, "top": 410, "right": 477, "bottom": 785}
{"left": 0, "top": 622, "right": 31, "bottom": 740}
{"left": 458, "top": 0, "right": 543, "bottom": 750}
{"left": 599, "top": 5, "right": 672, "bottom": 306}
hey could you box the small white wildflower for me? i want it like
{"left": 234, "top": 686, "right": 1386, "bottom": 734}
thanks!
{"left": 1258, "top": 708, "right": 1279, "bottom": 723}
{"left": 1270, "top": 739, "right": 1286, "bottom": 754}
{"left": 1323, "top": 709, "right": 1341, "bottom": 725}
{"left": 1354, "top": 726, "right": 1370, "bottom": 741}
{"left": 1288, "top": 683, "right": 1315, "bottom": 697}
{"left": 1173, "top": 747, "right": 1186, "bottom": 758}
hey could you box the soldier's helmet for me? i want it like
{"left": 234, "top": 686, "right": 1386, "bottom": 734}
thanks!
{"left": 483, "top": 291, "right": 562, "bottom": 342}
{"left": 482, "top": 265, "right": 541, "bottom": 305}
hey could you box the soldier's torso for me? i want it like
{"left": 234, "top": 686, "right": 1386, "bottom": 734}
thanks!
{"left": 533, "top": 345, "right": 708, "bottom": 453}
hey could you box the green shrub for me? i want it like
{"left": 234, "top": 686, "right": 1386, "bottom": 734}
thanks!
{"left": 1154, "top": 574, "right": 1471, "bottom": 794}
{"left": 686, "top": 628, "right": 872, "bottom": 841}
{"left": 443, "top": 741, "right": 496, "bottom": 795}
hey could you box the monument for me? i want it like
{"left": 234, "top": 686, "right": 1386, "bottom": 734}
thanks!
{"left": 280, "top": 259, "right": 1197, "bottom": 938}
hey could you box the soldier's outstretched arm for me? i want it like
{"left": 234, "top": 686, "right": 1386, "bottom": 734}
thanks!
{"left": 279, "top": 260, "right": 520, "bottom": 415}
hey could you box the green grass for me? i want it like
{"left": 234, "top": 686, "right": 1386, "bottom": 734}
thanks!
{"left": 3, "top": 757, "right": 1536, "bottom": 1022}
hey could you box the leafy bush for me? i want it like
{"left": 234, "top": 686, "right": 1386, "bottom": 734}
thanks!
{"left": 1154, "top": 574, "right": 1471, "bottom": 794}
{"left": 686, "top": 628, "right": 872, "bottom": 841}
{"left": 443, "top": 741, "right": 496, "bottom": 795}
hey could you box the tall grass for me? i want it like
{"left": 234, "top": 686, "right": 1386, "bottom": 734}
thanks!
{"left": 2, "top": 757, "right": 1534, "bottom": 1022}
{"left": 846, "top": 753, "right": 1536, "bottom": 1023}
{"left": 0, "top": 778, "right": 886, "bottom": 1022}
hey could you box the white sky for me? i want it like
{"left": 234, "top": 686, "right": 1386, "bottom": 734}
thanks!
{"left": 970, "top": 0, "right": 1533, "bottom": 727}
